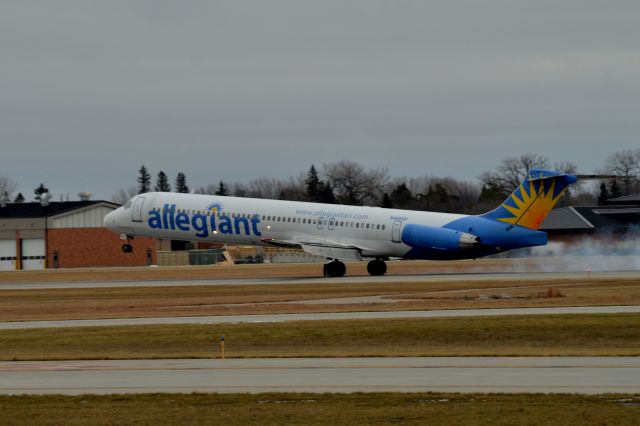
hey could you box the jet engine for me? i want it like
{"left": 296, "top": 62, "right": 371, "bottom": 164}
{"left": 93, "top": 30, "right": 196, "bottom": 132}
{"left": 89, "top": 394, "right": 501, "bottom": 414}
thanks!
{"left": 401, "top": 224, "right": 481, "bottom": 252}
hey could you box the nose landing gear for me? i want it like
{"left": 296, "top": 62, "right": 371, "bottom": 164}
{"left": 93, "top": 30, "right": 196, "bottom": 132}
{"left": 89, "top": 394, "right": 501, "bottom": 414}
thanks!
{"left": 120, "top": 234, "right": 133, "bottom": 253}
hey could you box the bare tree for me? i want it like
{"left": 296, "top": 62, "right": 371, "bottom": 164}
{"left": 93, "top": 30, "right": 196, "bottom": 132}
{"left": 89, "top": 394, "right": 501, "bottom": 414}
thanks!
{"left": 552, "top": 161, "right": 582, "bottom": 207}
{"left": 112, "top": 187, "right": 137, "bottom": 204}
{"left": 324, "top": 161, "right": 389, "bottom": 206}
{"left": 232, "top": 182, "right": 248, "bottom": 197}
{"left": 0, "top": 175, "right": 17, "bottom": 199}
{"left": 388, "top": 175, "right": 482, "bottom": 212}
{"left": 246, "top": 177, "right": 283, "bottom": 199}
{"left": 194, "top": 184, "right": 218, "bottom": 195}
{"left": 603, "top": 149, "right": 640, "bottom": 195}
{"left": 479, "top": 153, "right": 550, "bottom": 197}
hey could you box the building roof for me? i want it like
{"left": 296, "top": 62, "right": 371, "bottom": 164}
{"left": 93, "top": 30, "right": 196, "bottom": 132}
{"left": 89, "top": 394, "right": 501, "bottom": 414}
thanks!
{"left": 0, "top": 201, "right": 119, "bottom": 219}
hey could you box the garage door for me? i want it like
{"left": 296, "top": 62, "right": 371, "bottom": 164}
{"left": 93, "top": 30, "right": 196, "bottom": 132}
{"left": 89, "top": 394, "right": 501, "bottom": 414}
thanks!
{"left": 0, "top": 240, "right": 17, "bottom": 271}
{"left": 22, "top": 238, "right": 46, "bottom": 270}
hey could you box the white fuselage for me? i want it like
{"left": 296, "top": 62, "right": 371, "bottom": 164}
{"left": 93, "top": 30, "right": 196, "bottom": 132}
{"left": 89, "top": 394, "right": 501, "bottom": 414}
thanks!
{"left": 104, "top": 192, "right": 467, "bottom": 259}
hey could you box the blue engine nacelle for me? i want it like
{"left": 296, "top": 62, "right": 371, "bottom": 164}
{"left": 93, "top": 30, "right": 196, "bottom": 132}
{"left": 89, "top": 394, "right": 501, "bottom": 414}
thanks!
{"left": 401, "top": 224, "right": 481, "bottom": 252}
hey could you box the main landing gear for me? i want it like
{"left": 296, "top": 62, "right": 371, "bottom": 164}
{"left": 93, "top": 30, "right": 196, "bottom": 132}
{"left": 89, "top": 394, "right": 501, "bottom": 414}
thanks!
{"left": 120, "top": 234, "right": 133, "bottom": 253}
{"left": 367, "top": 258, "right": 387, "bottom": 276}
{"left": 323, "top": 258, "right": 388, "bottom": 278}
{"left": 324, "top": 260, "right": 346, "bottom": 278}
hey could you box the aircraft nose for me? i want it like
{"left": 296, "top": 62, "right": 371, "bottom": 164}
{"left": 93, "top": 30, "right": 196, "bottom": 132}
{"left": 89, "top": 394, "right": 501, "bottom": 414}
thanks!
{"left": 104, "top": 209, "right": 117, "bottom": 229}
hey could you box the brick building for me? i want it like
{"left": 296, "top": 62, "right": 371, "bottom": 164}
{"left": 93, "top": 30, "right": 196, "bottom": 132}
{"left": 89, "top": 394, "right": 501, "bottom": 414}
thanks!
{"left": 0, "top": 200, "right": 157, "bottom": 270}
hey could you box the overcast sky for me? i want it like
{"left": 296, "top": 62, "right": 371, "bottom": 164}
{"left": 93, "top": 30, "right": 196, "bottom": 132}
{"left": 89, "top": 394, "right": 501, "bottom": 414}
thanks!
{"left": 2, "top": 1, "right": 639, "bottom": 200}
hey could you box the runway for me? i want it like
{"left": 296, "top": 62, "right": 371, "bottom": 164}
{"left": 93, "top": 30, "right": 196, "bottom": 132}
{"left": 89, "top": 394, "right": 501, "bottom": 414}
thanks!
{"left": 2, "top": 305, "right": 640, "bottom": 330}
{"left": 1, "top": 357, "right": 638, "bottom": 395}
{"left": 1, "top": 270, "right": 638, "bottom": 290}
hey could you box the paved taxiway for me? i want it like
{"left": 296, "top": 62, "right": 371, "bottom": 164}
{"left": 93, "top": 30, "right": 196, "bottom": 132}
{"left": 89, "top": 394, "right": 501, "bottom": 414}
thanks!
{"left": 1, "top": 270, "right": 638, "bottom": 290}
{"left": 1, "top": 357, "right": 638, "bottom": 395}
{"left": 2, "top": 305, "right": 640, "bottom": 330}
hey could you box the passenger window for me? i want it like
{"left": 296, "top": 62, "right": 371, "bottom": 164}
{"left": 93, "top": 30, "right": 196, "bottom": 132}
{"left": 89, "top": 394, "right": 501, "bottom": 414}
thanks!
{"left": 382, "top": 225, "right": 386, "bottom": 230}
{"left": 376, "top": 224, "right": 380, "bottom": 230}
{"left": 356, "top": 223, "right": 359, "bottom": 228}
{"left": 366, "top": 224, "right": 370, "bottom": 229}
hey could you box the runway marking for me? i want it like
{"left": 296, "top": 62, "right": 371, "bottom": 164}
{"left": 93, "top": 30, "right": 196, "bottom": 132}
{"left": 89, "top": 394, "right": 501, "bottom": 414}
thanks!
{"left": 3, "top": 363, "right": 640, "bottom": 372}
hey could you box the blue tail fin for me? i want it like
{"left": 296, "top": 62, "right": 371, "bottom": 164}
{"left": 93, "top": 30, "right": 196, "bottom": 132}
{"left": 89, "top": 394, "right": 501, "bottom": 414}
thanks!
{"left": 481, "top": 169, "right": 578, "bottom": 230}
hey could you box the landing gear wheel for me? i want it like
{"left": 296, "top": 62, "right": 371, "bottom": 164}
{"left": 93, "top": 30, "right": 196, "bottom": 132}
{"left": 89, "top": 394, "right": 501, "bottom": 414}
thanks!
{"left": 367, "top": 259, "right": 387, "bottom": 276}
{"left": 324, "top": 260, "right": 346, "bottom": 278}
{"left": 121, "top": 244, "right": 133, "bottom": 253}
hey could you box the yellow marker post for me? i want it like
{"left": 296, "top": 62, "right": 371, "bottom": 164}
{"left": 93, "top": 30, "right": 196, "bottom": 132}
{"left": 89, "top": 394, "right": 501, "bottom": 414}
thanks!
{"left": 220, "top": 336, "right": 225, "bottom": 360}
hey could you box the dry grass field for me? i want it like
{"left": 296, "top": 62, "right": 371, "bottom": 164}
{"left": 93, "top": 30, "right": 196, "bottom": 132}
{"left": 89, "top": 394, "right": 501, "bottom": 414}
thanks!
{"left": 1, "top": 277, "right": 639, "bottom": 321}
{"left": 2, "top": 314, "right": 640, "bottom": 360}
{"left": 1, "top": 393, "right": 639, "bottom": 426}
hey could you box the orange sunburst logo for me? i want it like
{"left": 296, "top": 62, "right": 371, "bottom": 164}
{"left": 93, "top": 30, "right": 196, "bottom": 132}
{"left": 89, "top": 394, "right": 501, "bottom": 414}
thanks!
{"left": 497, "top": 177, "right": 567, "bottom": 230}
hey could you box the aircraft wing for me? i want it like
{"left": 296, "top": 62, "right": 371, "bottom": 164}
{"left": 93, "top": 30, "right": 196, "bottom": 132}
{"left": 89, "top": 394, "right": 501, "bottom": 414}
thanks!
{"left": 261, "top": 236, "right": 364, "bottom": 260}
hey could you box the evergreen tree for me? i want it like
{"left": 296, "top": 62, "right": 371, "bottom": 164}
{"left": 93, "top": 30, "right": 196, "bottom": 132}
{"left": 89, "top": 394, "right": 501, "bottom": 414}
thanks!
{"left": 215, "top": 180, "right": 229, "bottom": 196}
{"left": 154, "top": 171, "right": 171, "bottom": 192}
{"left": 175, "top": 172, "right": 190, "bottom": 193}
{"left": 597, "top": 182, "right": 609, "bottom": 205}
{"left": 478, "top": 182, "right": 504, "bottom": 204}
{"left": 137, "top": 165, "right": 151, "bottom": 194}
{"left": 305, "top": 165, "right": 321, "bottom": 201}
{"left": 434, "top": 183, "right": 450, "bottom": 205}
{"left": 390, "top": 183, "right": 413, "bottom": 208}
{"left": 380, "top": 192, "right": 393, "bottom": 208}
{"left": 13, "top": 193, "right": 24, "bottom": 203}
{"left": 609, "top": 180, "right": 622, "bottom": 198}
{"left": 34, "top": 183, "right": 49, "bottom": 200}
{"left": 318, "top": 181, "right": 336, "bottom": 204}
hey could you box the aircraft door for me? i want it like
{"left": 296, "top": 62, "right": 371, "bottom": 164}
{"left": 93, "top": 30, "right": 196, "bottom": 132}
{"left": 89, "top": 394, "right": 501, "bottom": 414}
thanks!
{"left": 132, "top": 197, "right": 145, "bottom": 223}
{"left": 391, "top": 220, "right": 402, "bottom": 243}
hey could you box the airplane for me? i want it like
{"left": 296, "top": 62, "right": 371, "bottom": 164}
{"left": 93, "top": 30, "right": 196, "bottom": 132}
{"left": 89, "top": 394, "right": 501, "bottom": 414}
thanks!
{"left": 104, "top": 168, "right": 578, "bottom": 277}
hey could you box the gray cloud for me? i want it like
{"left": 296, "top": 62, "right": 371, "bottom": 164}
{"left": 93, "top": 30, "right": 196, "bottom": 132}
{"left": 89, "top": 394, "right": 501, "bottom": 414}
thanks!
{"left": 1, "top": 1, "right": 639, "bottom": 199}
